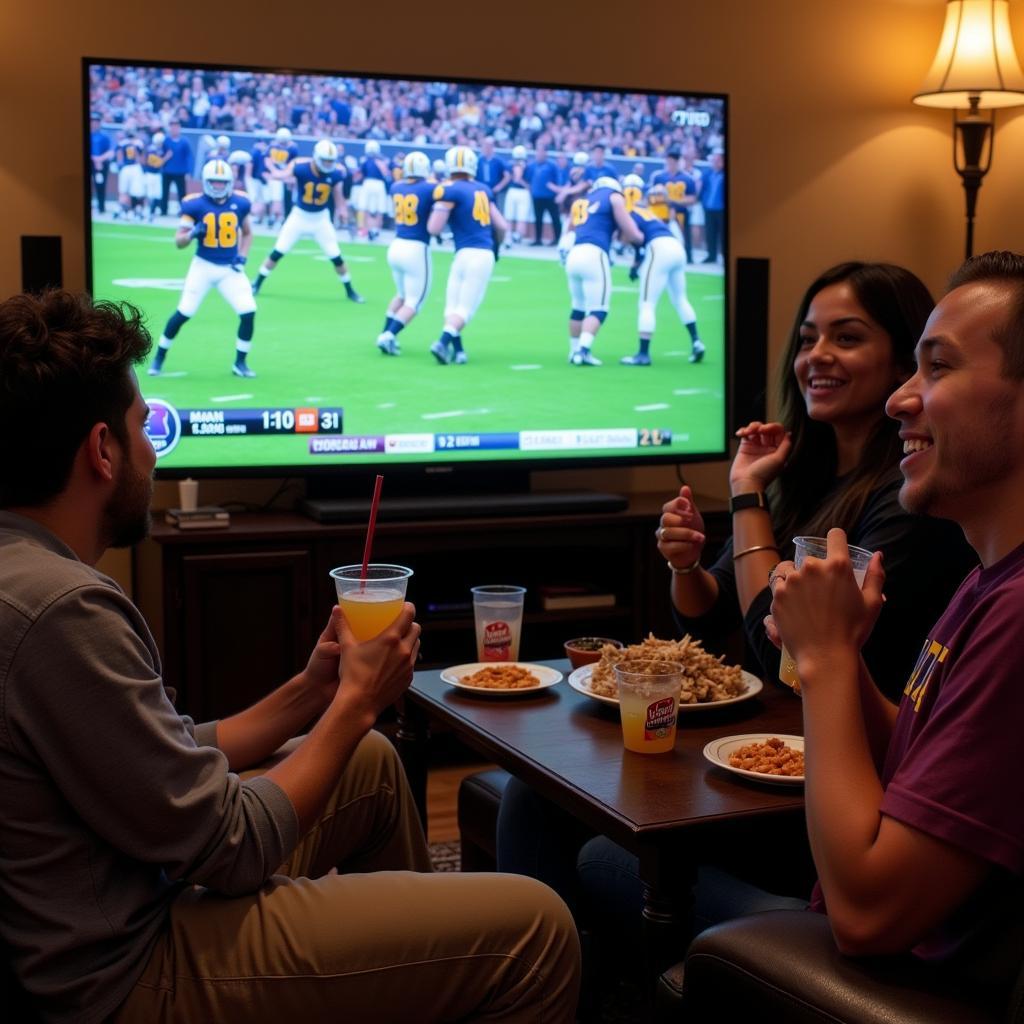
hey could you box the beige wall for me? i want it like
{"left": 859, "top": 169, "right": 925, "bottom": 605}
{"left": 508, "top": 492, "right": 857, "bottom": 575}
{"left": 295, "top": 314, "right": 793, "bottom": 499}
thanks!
{"left": 8, "top": 0, "right": 1024, "bottom": 586}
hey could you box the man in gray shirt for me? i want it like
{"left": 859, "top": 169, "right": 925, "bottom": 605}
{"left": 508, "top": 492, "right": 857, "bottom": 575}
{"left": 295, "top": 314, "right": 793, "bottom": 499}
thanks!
{"left": 0, "top": 290, "right": 580, "bottom": 1023}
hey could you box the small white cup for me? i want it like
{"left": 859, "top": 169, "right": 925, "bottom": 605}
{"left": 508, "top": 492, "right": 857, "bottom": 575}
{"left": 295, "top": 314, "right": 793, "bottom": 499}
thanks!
{"left": 178, "top": 477, "right": 199, "bottom": 512}
{"left": 471, "top": 585, "right": 526, "bottom": 662}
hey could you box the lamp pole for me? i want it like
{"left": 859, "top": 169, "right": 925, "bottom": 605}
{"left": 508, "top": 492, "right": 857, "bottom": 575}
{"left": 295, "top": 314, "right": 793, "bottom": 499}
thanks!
{"left": 954, "top": 97, "right": 994, "bottom": 260}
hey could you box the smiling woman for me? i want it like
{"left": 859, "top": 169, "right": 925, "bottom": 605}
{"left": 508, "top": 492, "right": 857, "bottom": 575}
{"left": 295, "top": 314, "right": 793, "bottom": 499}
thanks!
{"left": 656, "top": 262, "right": 978, "bottom": 700}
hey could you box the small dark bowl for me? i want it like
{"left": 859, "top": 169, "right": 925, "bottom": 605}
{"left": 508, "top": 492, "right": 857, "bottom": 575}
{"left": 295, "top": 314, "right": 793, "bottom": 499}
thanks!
{"left": 564, "top": 637, "right": 625, "bottom": 670}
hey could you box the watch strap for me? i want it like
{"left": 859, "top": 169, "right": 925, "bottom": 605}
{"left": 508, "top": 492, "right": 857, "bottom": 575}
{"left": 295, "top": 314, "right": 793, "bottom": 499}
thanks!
{"left": 729, "top": 491, "right": 769, "bottom": 514}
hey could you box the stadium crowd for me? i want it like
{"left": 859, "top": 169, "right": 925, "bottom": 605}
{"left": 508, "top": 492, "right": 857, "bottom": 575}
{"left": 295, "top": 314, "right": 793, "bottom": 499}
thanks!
{"left": 87, "top": 66, "right": 724, "bottom": 161}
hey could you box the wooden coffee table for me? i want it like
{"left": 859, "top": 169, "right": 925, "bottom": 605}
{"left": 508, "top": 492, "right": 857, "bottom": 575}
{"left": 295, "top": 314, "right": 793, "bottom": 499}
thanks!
{"left": 398, "top": 661, "right": 805, "bottom": 978}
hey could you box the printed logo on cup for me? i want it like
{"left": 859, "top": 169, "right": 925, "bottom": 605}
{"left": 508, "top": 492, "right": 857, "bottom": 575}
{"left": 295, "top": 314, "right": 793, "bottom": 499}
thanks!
{"left": 482, "top": 621, "right": 512, "bottom": 661}
{"left": 644, "top": 697, "right": 677, "bottom": 739}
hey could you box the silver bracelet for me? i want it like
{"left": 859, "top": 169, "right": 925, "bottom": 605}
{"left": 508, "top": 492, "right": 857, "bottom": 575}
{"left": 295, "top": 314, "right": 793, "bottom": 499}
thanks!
{"left": 668, "top": 557, "right": 702, "bottom": 575}
{"left": 733, "top": 544, "right": 780, "bottom": 560}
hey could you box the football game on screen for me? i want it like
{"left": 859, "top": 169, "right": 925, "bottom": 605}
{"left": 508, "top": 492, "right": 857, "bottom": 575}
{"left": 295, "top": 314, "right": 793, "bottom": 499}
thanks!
{"left": 86, "top": 62, "right": 728, "bottom": 472}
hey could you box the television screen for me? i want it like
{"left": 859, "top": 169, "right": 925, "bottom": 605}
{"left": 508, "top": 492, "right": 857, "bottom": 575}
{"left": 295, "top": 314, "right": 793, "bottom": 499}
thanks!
{"left": 84, "top": 59, "right": 728, "bottom": 479}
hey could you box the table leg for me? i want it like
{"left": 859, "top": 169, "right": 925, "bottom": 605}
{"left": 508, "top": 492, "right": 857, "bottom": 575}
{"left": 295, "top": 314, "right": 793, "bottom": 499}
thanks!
{"left": 396, "top": 696, "right": 430, "bottom": 829}
{"left": 638, "top": 842, "right": 697, "bottom": 992}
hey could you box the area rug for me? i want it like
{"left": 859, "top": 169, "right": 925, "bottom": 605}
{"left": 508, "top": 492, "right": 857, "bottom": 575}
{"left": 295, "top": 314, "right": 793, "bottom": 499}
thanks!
{"left": 428, "top": 840, "right": 462, "bottom": 872}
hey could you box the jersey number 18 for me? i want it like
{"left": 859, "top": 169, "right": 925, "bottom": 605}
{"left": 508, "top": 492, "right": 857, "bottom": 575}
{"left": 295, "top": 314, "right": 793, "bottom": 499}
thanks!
{"left": 196, "top": 211, "right": 238, "bottom": 248}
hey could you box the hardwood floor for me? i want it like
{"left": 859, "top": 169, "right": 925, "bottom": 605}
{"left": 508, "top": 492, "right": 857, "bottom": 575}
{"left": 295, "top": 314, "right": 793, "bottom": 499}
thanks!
{"left": 426, "top": 760, "right": 494, "bottom": 844}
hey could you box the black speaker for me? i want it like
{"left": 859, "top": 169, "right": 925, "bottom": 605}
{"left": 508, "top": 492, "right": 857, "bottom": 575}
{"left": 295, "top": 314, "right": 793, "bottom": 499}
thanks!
{"left": 731, "top": 257, "right": 769, "bottom": 432}
{"left": 21, "top": 235, "right": 63, "bottom": 294}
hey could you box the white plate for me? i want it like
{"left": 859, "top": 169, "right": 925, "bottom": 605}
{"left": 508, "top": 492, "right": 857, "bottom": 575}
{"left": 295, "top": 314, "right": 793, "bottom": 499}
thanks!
{"left": 440, "top": 662, "right": 563, "bottom": 696}
{"left": 567, "top": 664, "right": 763, "bottom": 710}
{"left": 702, "top": 733, "right": 805, "bottom": 786}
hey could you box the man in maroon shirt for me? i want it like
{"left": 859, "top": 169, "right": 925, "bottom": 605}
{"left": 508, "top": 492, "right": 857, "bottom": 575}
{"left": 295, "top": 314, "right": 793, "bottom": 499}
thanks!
{"left": 770, "top": 251, "right": 1024, "bottom": 977}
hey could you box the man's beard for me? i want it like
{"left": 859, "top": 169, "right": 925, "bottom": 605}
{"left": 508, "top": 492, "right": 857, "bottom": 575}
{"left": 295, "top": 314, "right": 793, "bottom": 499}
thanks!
{"left": 103, "top": 459, "right": 154, "bottom": 549}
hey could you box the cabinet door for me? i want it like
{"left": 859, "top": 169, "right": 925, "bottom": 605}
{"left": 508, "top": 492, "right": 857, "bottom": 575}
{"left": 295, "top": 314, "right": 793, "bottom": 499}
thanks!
{"left": 177, "top": 550, "right": 313, "bottom": 721}
{"left": 317, "top": 520, "right": 645, "bottom": 666}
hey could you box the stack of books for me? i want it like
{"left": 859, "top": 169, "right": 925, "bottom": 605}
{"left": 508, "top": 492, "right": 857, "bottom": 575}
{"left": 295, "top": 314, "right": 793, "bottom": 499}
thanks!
{"left": 164, "top": 506, "right": 231, "bottom": 530}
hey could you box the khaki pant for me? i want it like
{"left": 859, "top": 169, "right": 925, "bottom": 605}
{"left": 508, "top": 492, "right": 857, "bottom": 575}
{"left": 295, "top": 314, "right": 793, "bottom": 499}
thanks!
{"left": 111, "top": 731, "right": 580, "bottom": 1022}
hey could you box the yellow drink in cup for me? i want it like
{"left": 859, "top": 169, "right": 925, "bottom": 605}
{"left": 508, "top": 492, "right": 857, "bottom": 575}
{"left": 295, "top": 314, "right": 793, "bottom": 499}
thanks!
{"left": 778, "top": 537, "right": 872, "bottom": 690}
{"left": 614, "top": 660, "right": 683, "bottom": 754}
{"left": 330, "top": 564, "right": 413, "bottom": 641}
{"left": 338, "top": 589, "right": 407, "bottom": 641}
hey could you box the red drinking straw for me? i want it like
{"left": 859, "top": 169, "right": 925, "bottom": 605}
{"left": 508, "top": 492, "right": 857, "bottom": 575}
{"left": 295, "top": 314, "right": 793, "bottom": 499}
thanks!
{"left": 360, "top": 475, "right": 384, "bottom": 587}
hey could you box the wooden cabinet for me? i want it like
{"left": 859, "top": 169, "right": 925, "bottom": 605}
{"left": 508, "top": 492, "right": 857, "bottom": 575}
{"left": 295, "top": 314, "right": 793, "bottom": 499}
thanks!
{"left": 134, "top": 495, "right": 729, "bottom": 720}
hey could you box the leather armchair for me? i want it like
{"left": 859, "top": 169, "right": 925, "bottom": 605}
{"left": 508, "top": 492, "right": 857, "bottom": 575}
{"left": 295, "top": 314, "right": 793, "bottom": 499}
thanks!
{"left": 457, "top": 768, "right": 510, "bottom": 871}
{"left": 661, "top": 910, "right": 1021, "bottom": 1024}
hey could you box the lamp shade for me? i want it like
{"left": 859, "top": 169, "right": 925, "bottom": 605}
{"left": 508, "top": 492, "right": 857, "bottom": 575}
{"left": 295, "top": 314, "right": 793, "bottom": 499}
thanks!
{"left": 914, "top": 0, "right": 1024, "bottom": 108}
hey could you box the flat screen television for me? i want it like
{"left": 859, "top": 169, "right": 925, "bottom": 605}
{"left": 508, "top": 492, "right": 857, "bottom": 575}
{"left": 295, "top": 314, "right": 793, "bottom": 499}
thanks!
{"left": 84, "top": 58, "right": 728, "bottom": 494}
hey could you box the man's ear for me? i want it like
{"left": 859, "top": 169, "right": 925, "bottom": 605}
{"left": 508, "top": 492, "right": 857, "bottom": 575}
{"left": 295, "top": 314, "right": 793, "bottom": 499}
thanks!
{"left": 83, "top": 422, "right": 117, "bottom": 483}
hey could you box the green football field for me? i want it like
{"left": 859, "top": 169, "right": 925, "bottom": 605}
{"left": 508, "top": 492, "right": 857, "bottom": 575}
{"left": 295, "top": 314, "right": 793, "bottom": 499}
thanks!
{"left": 91, "top": 221, "right": 727, "bottom": 469}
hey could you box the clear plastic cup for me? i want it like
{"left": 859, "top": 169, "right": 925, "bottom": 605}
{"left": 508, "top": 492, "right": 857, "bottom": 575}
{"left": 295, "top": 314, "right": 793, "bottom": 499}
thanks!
{"left": 330, "top": 564, "right": 413, "bottom": 641}
{"left": 471, "top": 585, "right": 526, "bottom": 662}
{"left": 614, "top": 659, "right": 683, "bottom": 754}
{"left": 778, "top": 536, "right": 873, "bottom": 689}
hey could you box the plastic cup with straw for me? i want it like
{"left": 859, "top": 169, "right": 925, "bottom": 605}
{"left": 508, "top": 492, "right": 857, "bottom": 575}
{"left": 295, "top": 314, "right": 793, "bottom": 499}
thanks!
{"left": 329, "top": 476, "right": 413, "bottom": 640}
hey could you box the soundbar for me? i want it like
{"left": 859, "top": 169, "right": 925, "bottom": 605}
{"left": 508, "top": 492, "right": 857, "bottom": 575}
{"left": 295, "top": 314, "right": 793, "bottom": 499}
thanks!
{"left": 299, "top": 490, "right": 628, "bottom": 523}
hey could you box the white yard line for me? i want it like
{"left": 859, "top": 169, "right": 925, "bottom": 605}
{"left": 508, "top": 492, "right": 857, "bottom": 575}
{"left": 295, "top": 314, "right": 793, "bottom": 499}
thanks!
{"left": 421, "top": 408, "right": 492, "bottom": 420}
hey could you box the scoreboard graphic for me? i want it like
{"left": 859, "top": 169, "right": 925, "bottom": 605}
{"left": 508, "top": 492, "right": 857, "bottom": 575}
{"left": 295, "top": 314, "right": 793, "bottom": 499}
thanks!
{"left": 144, "top": 399, "right": 673, "bottom": 462}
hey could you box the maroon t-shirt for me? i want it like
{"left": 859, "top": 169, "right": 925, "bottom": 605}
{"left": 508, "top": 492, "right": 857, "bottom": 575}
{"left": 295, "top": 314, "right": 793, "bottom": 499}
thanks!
{"left": 813, "top": 540, "right": 1024, "bottom": 963}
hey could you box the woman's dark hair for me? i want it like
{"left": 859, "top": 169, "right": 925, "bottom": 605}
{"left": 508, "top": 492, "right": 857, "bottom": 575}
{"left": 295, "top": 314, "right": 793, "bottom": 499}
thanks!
{"left": 770, "top": 262, "right": 934, "bottom": 541}
{"left": 0, "top": 290, "right": 151, "bottom": 508}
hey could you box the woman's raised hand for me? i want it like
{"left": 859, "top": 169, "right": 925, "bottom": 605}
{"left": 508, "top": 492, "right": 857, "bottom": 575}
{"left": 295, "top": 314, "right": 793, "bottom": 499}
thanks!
{"left": 729, "top": 421, "right": 792, "bottom": 492}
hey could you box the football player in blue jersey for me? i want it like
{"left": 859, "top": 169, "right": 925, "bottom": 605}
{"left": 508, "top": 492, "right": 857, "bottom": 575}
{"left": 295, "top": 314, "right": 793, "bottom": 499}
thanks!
{"left": 114, "top": 129, "right": 146, "bottom": 221}
{"left": 250, "top": 140, "right": 363, "bottom": 304}
{"left": 148, "top": 160, "right": 258, "bottom": 379}
{"left": 504, "top": 145, "right": 532, "bottom": 246}
{"left": 376, "top": 152, "right": 436, "bottom": 356}
{"left": 143, "top": 132, "right": 166, "bottom": 221}
{"left": 564, "top": 176, "right": 643, "bottom": 366}
{"left": 249, "top": 134, "right": 271, "bottom": 226}
{"left": 621, "top": 173, "right": 645, "bottom": 215}
{"left": 425, "top": 146, "right": 508, "bottom": 365}
{"left": 650, "top": 149, "right": 698, "bottom": 263}
{"left": 265, "top": 127, "right": 299, "bottom": 226}
{"left": 554, "top": 152, "right": 592, "bottom": 260}
{"left": 620, "top": 185, "right": 704, "bottom": 366}
{"left": 357, "top": 140, "right": 390, "bottom": 241}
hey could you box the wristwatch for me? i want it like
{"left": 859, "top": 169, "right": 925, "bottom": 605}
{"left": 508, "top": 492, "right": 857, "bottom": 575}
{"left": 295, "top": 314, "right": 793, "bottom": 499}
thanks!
{"left": 729, "top": 491, "right": 769, "bottom": 514}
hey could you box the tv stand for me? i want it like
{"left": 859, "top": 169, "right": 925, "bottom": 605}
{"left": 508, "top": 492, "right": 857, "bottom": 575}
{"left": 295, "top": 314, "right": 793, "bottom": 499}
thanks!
{"left": 298, "top": 489, "right": 628, "bottom": 523}
{"left": 135, "top": 494, "right": 731, "bottom": 722}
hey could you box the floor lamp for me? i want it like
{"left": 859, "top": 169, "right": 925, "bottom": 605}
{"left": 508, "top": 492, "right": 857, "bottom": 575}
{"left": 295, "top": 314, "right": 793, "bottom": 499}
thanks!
{"left": 913, "top": 0, "right": 1024, "bottom": 259}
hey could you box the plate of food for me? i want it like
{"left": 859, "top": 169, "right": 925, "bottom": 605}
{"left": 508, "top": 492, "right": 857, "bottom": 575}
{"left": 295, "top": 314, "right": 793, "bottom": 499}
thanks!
{"left": 440, "top": 662, "right": 563, "bottom": 696}
{"left": 702, "top": 734, "right": 805, "bottom": 786}
{"left": 566, "top": 634, "right": 761, "bottom": 710}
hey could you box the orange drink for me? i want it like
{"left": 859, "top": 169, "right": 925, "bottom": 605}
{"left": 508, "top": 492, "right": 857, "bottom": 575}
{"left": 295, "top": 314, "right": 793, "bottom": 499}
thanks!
{"left": 613, "top": 660, "right": 682, "bottom": 754}
{"left": 330, "top": 564, "right": 413, "bottom": 640}
{"left": 338, "top": 588, "right": 406, "bottom": 641}
{"left": 778, "top": 537, "right": 872, "bottom": 691}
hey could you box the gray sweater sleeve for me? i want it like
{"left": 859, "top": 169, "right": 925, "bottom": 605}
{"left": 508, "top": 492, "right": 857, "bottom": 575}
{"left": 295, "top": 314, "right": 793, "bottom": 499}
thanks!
{"left": 8, "top": 583, "right": 299, "bottom": 896}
